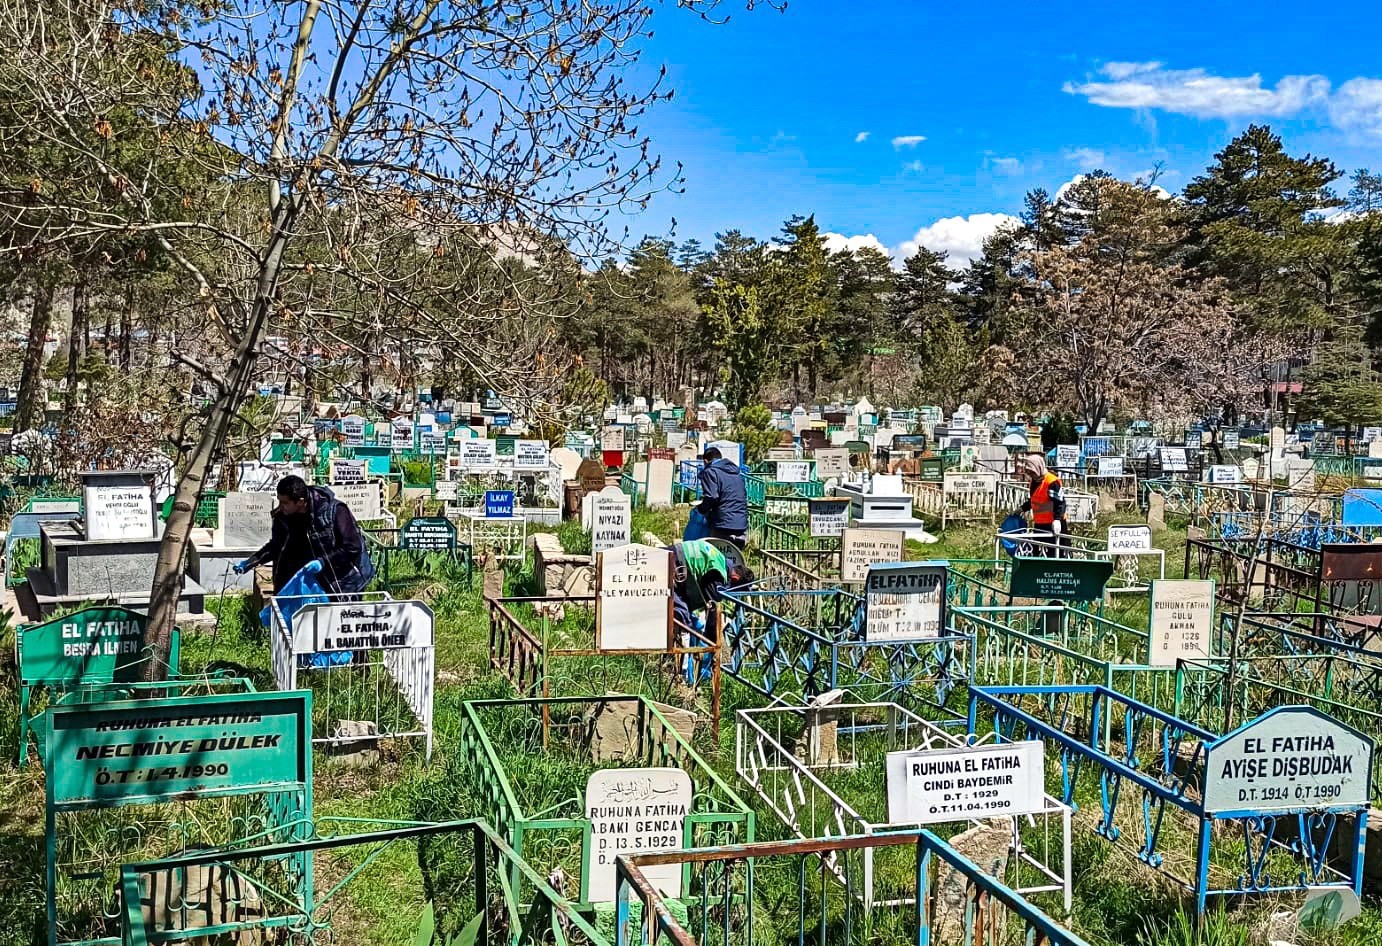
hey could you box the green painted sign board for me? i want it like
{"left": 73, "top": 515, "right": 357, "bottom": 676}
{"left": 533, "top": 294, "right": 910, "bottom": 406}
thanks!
{"left": 400, "top": 516, "right": 458, "bottom": 551}
{"left": 920, "top": 458, "right": 945, "bottom": 482}
{"left": 45, "top": 689, "right": 311, "bottom": 809}
{"left": 1009, "top": 557, "right": 1114, "bottom": 601}
{"left": 19, "top": 607, "right": 176, "bottom": 686}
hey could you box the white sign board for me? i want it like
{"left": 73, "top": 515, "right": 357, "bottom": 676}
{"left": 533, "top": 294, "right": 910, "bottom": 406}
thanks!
{"left": 1096, "top": 457, "right": 1125, "bottom": 478}
{"left": 1107, "top": 525, "right": 1152, "bottom": 554}
{"left": 1054, "top": 444, "right": 1080, "bottom": 470}
{"left": 290, "top": 599, "right": 435, "bottom": 654}
{"left": 1148, "top": 579, "right": 1215, "bottom": 667}
{"left": 777, "top": 460, "right": 810, "bottom": 483}
{"left": 331, "top": 482, "right": 384, "bottom": 522}
{"left": 840, "top": 528, "right": 905, "bottom": 583}
{"left": 597, "top": 544, "right": 672, "bottom": 651}
{"left": 601, "top": 426, "right": 626, "bottom": 453}
{"left": 85, "top": 485, "right": 155, "bottom": 541}
{"left": 513, "top": 439, "right": 550, "bottom": 472}
{"left": 391, "top": 418, "right": 414, "bottom": 451}
{"left": 815, "top": 448, "right": 849, "bottom": 479}
{"left": 1203, "top": 708, "right": 1373, "bottom": 813}
{"left": 1208, "top": 465, "right": 1242, "bottom": 484}
{"left": 591, "top": 490, "right": 632, "bottom": 555}
{"left": 329, "top": 458, "right": 367, "bottom": 486}
{"left": 886, "top": 740, "right": 1045, "bottom": 825}
{"left": 585, "top": 767, "right": 692, "bottom": 902}
{"left": 1159, "top": 447, "right": 1188, "bottom": 473}
{"left": 865, "top": 563, "right": 947, "bottom": 642}
{"left": 808, "top": 498, "right": 850, "bottom": 538}
{"left": 341, "top": 415, "right": 366, "bottom": 446}
{"left": 1223, "top": 430, "right": 1240, "bottom": 450}
{"left": 457, "top": 438, "right": 498, "bottom": 472}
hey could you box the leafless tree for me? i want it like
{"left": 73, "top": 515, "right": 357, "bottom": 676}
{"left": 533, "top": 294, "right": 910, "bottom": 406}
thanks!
{"left": 0, "top": 0, "right": 775, "bottom": 674}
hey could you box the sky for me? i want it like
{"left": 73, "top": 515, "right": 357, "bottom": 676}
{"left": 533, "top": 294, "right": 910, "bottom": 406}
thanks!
{"left": 613, "top": 0, "right": 1382, "bottom": 268}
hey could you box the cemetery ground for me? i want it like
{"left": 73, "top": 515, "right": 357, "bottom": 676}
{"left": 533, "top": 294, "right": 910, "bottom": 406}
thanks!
{"left": 1, "top": 506, "right": 1380, "bottom": 946}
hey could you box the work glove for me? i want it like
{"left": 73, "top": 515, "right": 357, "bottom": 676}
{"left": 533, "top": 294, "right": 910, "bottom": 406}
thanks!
{"left": 303, "top": 560, "right": 323, "bottom": 575}
{"left": 232, "top": 559, "right": 254, "bottom": 575}
{"left": 1050, "top": 519, "right": 1063, "bottom": 536}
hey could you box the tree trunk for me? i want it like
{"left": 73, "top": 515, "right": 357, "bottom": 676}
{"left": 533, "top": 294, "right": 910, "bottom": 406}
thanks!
{"left": 118, "top": 293, "right": 133, "bottom": 370}
{"left": 143, "top": 210, "right": 299, "bottom": 679}
{"left": 15, "top": 281, "right": 55, "bottom": 433}
{"left": 63, "top": 279, "right": 88, "bottom": 417}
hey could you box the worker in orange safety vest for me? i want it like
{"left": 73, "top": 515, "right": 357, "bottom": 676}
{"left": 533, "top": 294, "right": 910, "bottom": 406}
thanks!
{"left": 1016, "top": 453, "right": 1068, "bottom": 556}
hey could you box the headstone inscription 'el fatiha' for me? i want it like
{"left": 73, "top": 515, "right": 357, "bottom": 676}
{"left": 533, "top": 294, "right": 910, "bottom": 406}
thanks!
{"left": 597, "top": 544, "right": 671, "bottom": 650}
{"left": 1147, "top": 579, "right": 1214, "bottom": 666}
{"left": 83, "top": 472, "right": 156, "bottom": 541}
{"left": 584, "top": 767, "right": 692, "bottom": 902}
{"left": 1202, "top": 707, "right": 1373, "bottom": 814}
{"left": 865, "top": 562, "right": 947, "bottom": 642}
{"left": 885, "top": 740, "right": 1045, "bottom": 824}
{"left": 217, "top": 491, "right": 274, "bottom": 548}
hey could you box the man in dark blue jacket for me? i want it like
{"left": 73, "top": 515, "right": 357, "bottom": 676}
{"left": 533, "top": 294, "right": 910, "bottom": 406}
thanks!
{"left": 696, "top": 447, "right": 749, "bottom": 548}
{"left": 234, "top": 476, "right": 375, "bottom": 594}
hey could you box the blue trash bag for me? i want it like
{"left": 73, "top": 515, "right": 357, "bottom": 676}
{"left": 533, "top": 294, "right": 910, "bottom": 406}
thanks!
{"left": 998, "top": 513, "right": 1027, "bottom": 557}
{"left": 683, "top": 507, "right": 712, "bottom": 541}
{"left": 259, "top": 563, "right": 330, "bottom": 630}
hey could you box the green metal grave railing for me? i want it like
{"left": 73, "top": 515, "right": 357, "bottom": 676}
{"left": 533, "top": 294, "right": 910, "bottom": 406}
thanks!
{"left": 613, "top": 830, "right": 1090, "bottom": 946}
{"left": 364, "top": 526, "right": 474, "bottom": 591}
{"left": 458, "top": 695, "right": 755, "bottom": 907}
{"left": 119, "top": 818, "right": 611, "bottom": 946}
{"left": 956, "top": 605, "right": 1176, "bottom": 712}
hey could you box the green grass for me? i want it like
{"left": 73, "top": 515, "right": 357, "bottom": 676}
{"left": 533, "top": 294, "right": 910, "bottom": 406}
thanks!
{"left": 0, "top": 501, "right": 1379, "bottom": 945}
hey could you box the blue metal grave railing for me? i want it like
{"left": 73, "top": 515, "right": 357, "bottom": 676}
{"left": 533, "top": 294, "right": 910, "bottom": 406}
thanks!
{"left": 1139, "top": 478, "right": 1257, "bottom": 526}
{"left": 1221, "top": 610, "right": 1382, "bottom": 660}
{"left": 968, "top": 684, "right": 1370, "bottom": 915}
{"left": 119, "top": 818, "right": 611, "bottom": 946}
{"left": 956, "top": 606, "right": 1176, "bottom": 712}
{"left": 1174, "top": 656, "right": 1382, "bottom": 804}
{"left": 719, "top": 588, "right": 971, "bottom": 719}
{"left": 613, "top": 830, "right": 1090, "bottom": 946}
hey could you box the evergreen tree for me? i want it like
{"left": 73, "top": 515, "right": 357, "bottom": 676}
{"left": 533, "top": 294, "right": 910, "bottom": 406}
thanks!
{"left": 1296, "top": 320, "right": 1382, "bottom": 438}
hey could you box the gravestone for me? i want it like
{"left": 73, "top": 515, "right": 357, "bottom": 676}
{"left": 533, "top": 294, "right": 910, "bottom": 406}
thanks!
{"left": 584, "top": 766, "right": 692, "bottom": 902}
{"left": 83, "top": 471, "right": 156, "bottom": 541}
{"left": 1148, "top": 579, "right": 1214, "bottom": 666}
{"left": 865, "top": 562, "right": 947, "bottom": 641}
{"left": 840, "top": 528, "right": 905, "bottom": 583}
{"left": 331, "top": 482, "right": 385, "bottom": 521}
{"left": 216, "top": 492, "right": 275, "bottom": 549}
{"left": 591, "top": 487, "right": 632, "bottom": 556}
{"left": 1147, "top": 491, "right": 1166, "bottom": 529}
{"left": 596, "top": 543, "right": 671, "bottom": 650}
{"left": 550, "top": 446, "right": 583, "bottom": 482}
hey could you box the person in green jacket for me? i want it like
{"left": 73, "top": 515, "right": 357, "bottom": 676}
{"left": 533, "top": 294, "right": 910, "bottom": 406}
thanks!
{"left": 668, "top": 538, "right": 755, "bottom": 630}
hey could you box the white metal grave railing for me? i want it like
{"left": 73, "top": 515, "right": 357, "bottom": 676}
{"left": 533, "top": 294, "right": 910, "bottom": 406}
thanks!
{"left": 734, "top": 700, "right": 1072, "bottom": 912}
{"left": 995, "top": 480, "right": 1099, "bottom": 524}
{"left": 269, "top": 591, "right": 436, "bottom": 760}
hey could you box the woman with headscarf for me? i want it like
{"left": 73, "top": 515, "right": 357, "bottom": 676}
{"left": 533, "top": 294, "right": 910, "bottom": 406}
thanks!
{"left": 1016, "top": 453, "right": 1068, "bottom": 556}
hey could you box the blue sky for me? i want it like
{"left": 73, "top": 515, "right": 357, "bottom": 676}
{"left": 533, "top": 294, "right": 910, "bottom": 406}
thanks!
{"left": 616, "top": 0, "right": 1382, "bottom": 266}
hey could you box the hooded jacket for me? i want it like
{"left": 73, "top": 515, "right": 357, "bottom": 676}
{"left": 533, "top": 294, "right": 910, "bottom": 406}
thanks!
{"left": 696, "top": 458, "right": 749, "bottom": 533}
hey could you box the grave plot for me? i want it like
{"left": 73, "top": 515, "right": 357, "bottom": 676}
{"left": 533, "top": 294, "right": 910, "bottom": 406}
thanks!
{"left": 487, "top": 543, "right": 721, "bottom": 727}
{"left": 721, "top": 566, "right": 970, "bottom": 720}
{"left": 118, "top": 819, "right": 609, "bottom": 946}
{"left": 755, "top": 520, "right": 843, "bottom": 587}
{"left": 1187, "top": 535, "right": 1382, "bottom": 615}
{"left": 40, "top": 689, "right": 312, "bottom": 946}
{"left": 613, "top": 830, "right": 1087, "bottom": 946}
{"left": 735, "top": 701, "right": 1071, "bottom": 912}
{"left": 1231, "top": 609, "right": 1382, "bottom": 655}
{"left": 957, "top": 605, "right": 1178, "bottom": 712}
{"left": 457, "top": 695, "right": 754, "bottom": 907}
{"left": 267, "top": 593, "right": 438, "bottom": 760}
{"left": 1175, "top": 651, "right": 1382, "bottom": 803}
{"left": 1142, "top": 478, "right": 1256, "bottom": 528}
{"left": 364, "top": 516, "right": 474, "bottom": 592}
{"left": 970, "top": 685, "right": 1374, "bottom": 915}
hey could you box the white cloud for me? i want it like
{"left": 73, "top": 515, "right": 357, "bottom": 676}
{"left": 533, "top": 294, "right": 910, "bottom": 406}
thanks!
{"left": 854, "top": 131, "right": 871, "bottom": 143}
{"left": 990, "top": 157, "right": 1022, "bottom": 174}
{"left": 1065, "top": 62, "right": 1329, "bottom": 118}
{"left": 1101, "top": 61, "right": 1163, "bottom": 80}
{"left": 896, "top": 213, "right": 1021, "bottom": 270}
{"left": 1330, "top": 78, "right": 1382, "bottom": 138}
{"left": 823, "top": 232, "right": 890, "bottom": 257}
{"left": 891, "top": 135, "right": 927, "bottom": 148}
{"left": 1064, "top": 147, "right": 1105, "bottom": 169}
{"left": 902, "top": 160, "right": 926, "bottom": 173}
